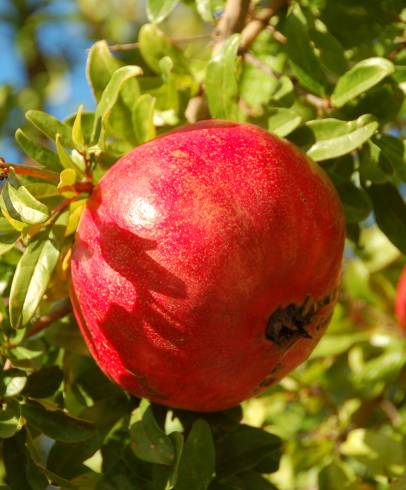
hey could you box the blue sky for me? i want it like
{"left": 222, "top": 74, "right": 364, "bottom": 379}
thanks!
{"left": 0, "top": 0, "right": 95, "bottom": 160}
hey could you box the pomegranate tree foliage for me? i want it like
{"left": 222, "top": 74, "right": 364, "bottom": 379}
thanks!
{"left": 0, "top": 0, "right": 406, "bottom": 488}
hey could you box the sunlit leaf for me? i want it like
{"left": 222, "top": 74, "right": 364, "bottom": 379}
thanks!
{"left": 86, "top": 41, "right": 120, "bottom": 102}
{"left": 268, "top": 108, "right": 302, "bottom": 138}
{"left": 206, "top": 34, "right": 241, "bottom": 120}
{"left": 91, "top": 65, "right": 143, "bottom": 143}
{"left": 15, "top": 129, "right": 61, "bottom": 171}
{"left": 26, "top": 110, "right": 73, "bottom": 148}
{"left": 305, "top": 115, "right": 378, "bottom": 161}
{"left": 147, "top": 0, "right": 179, "bottom": 23}
{"left": 332, "top": 57, "right": 394, "bottom": 108}
{"left": 9, "top": 228, "right": 62, "bottom": 328}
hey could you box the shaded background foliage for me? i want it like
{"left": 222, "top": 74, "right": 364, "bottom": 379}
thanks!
{"left": 0, "top": 0, "right": 406, "bottom": 489}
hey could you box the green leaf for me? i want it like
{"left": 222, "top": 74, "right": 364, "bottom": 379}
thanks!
{"left": 333, "top": 180, "right": 372, "bottom": 223}
{"left": 72, "top": 104, "right": 85, "bottom": 150}
{"left": 26, "top": 110, "right": 73, "bottom": 148}
{"left": 0, "top": 218, "right": 20, "bottom": 255}
{"left": 131, "top": 406, "right": 175, "bottom": 465}
{"left": 284, "top": 7, "right": 328, "bottom": 96}
{"left": 206, "top": 34, "right": 241, "bottom": 120}
{"left": 86, "top": 41, "right": 121, "bottom": 102}
{"left": 1, "top": 178, "right": 49, "bottom": 225}
{"left": 373, "top": 134, "right": 406, "bottom": 182}
{"left": 138, "top": 24, "right": 191, "bottom": 75}
{"left": 332, "top": 57, "right": 394, "bottom": 108}
{"left": 174, "top": 419, "right": 215, "bottom": 490}
{"left": 359, "top": 140, "right": 390, "bottom": 184}
{"left": 268, "top": 108, "right": 302, "bottom": 138}
{"left": 147, "top": 0, "right": 179, "bottom": 23}
{"left": 0, "top": 369, "right": 27, "bottom": 398}
{"left": 91, "top": 65, "right": 143, "bottom": 143}
{"left": 55, "top": 133, "right": 79, "bottom": 173}
{"left": 9, "top": 229, "right": 61, "bottom": 328}
{"left": 215, "top": 425, "right": 282, "bottom": 478}
{"left": 22, "top": 400, "right": 95, "bottom": 443}
{"left": 367, "top": 183, "right": 406, "bottom": 254}
{"left": 15, "top": 129, "right": 61, "bottom": 171}
{"left": 23, "top": 366, "right": 63, "bottom": 398}
{"left": 196, "top": 0, "right": 214, "bottom": 22}
{"left": 319, "top": 461, "right": 354, "bottom": 490}
{"left": 132, "top": 94, "right": 156, "bottom": 144}
{"left": 0, "top": 405, "right": 22, "bottom": 439}
{"left": 391, "top": 476, "right": 406, "bottom": 490}
{"left": 305, "top": 115, "right": 378, "bottom": 161}
{"left": 310, "top": 29, "right": 348, "bottom": 77}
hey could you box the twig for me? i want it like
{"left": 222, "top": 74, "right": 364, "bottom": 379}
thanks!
{"left": 27, "top": 298, "right": 72, "bottom": 339}
{"left": 244, "top": 52, "right": 281, "bottom": 78}
{"left": 265, "top": 24, "right": 288, "bottom": 44}
{"left": 239, "top": 0, "right": 289, "bottom": 52}
{"left": 0, "top": 158, "right": 59, "bottom": 184}
{"left": 108, "top": 34, "right": 212, "bottom": 52}
{"left": 213, "top": 0, "right": 251, "bottom": 51}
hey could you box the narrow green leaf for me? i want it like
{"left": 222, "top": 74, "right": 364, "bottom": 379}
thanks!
{"left": 22, "top": 400, "right": 95, "bottom": 443}
{"left": 268, "top": 108, "right": 302, "bottom": 138}
{"left": 132, "top": 94, "right": 156, "bottom": 144}
{"left": 305, "top": 115, "right": 378, "bottom": 161}
{"left": 147, "top": 0, "right": 179, "bottom": 23}
{"left": 138, "top": 24, "right": 191, "bottom": 75}
{"left": 72, "top": 104, "right": 85, "bottom": 150}
{"left": 332, "top": 57, "right": 394, "bottom": 108}
{"left": 174, "top": 419, "right": 215, "bottom": 490}
{"left": 91, "top": 65, "right": 143, "bottom": 143}
{"left": 86, "top": 41, "right": 120, "bottom": 102}
{"left": 284, "top": 7, "right": 328, "bottom": 96}
{"left": 367, "top": 183, "right": 406, "bottom": 254}
{"left": 0, "top": 404, "right": 22, "bottom": 439}
{"left": 206, "top": 34, "right": 241, "bottom": 120}
{"left": 26, "top": 110, "right": 73, "bottom": 148}
{"left": 131, "top": 406, "right": 175, "bottom": 465}
{"left": 56, "top": 133, "right": 76, "bottom": 170}
{"left": 9, "top": 229, "right": 61, "bottom": 328}
{"left": 15, "top": 129, "right": 61, "bottom": 171}
{"left": 0, "top": 218, "right": 20, "bottom": 255}
{"left": 1, "top": 179, "right": 49, "bottom": 225}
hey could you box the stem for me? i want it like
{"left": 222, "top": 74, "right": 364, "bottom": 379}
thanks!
{"left": 108, "top": 34, "right": 212, "bottom": 52}
{"left": 28, "top": 298, "right": 72, "bottom": 339}
{"left": 213, "top": 0, "right": 251, "bottom": 51}
{"left": 239, "top": 0, "right": 289, "bottom": 52}
{"left": 0, "top": 160, "right": 59, "bottom": 184}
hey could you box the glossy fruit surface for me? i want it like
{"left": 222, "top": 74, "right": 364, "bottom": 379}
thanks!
{"left": 396, "top": 266, "right": 406, "bottom": 332}
{"left": 70, "top": 120, "right": 345, "bottom": 412}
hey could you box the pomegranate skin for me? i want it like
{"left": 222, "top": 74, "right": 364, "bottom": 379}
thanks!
{"left": 70, "top": 120, "right": 345, "bottom": 412}
{"left": 395, "top": 267, "right": 406, "bottom": 332}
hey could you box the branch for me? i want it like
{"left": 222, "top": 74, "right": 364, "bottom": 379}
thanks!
{"left": 239, "top": 0, "right": 289, "bottom": 52}
{"left": 27, "top": 298, "right": 72, "bottom": 339}
{"left": 244, "top": 52, "right": 281, "bottom": 79}
{"left": 0, "top": 158, "right": 60, "bottom": 183}
{"left": 213, "top": 0, "right": 251, "bottom": 51}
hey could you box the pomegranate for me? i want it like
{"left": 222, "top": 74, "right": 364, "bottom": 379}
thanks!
{"left": 395, "top": 267, "right": 406, "bottom": 332}
{"left": 70, "top": 120, "right": 345, "bottom": 412}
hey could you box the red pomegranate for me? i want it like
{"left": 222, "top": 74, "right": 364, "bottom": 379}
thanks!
{"left": 395, "top": 267, "right": 406, "bottom": 332}
{"left": 70, "top": 120, "right": 345, "bottom": 412}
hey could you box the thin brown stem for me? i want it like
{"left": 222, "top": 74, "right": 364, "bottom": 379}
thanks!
{"left": 108, "top": 34, "right": 212, "bottom": 52}
{"left": 244, "top": 52, "right": 281, "bottom": 78}
{"left": 213, "top": 0, "right": 251, "bottom": 51}
{"left": 239, "top": 0, "right": 289, "bottom": 52}
{"left": 0, "top": 159, "right": 59, "bottom": 184}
